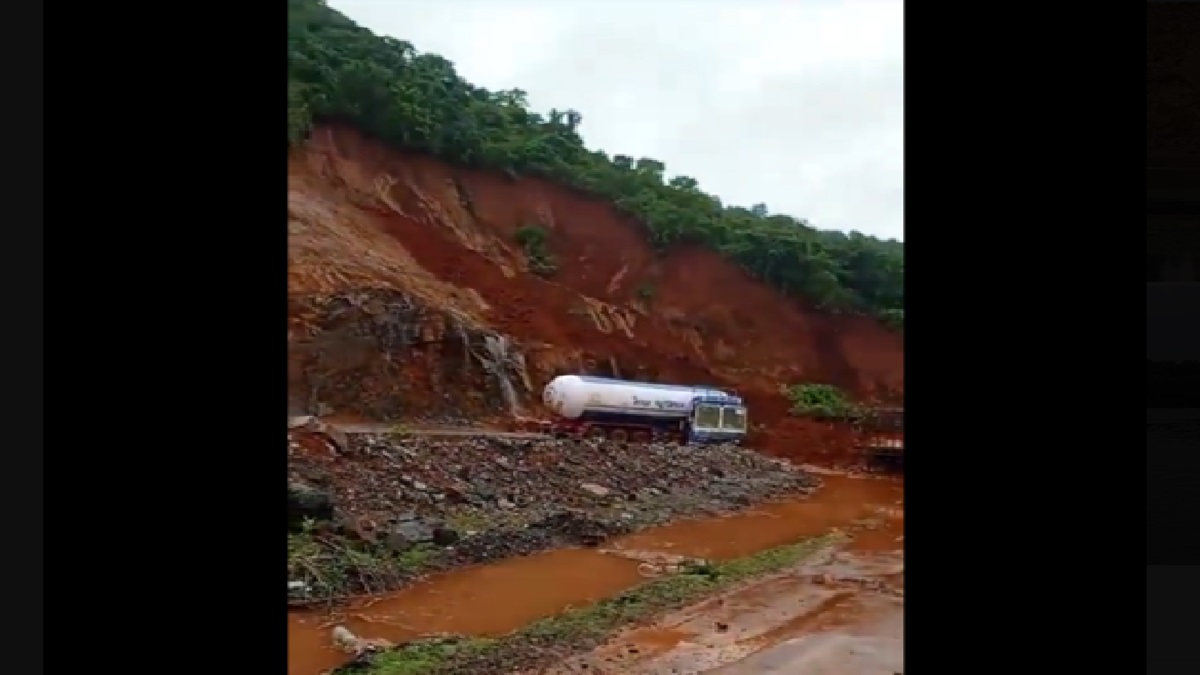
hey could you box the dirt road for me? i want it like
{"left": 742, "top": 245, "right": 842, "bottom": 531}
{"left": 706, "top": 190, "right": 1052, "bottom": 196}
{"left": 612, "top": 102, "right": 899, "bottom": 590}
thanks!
{"left": 304, "top": 418, "right": 551, "bottom": 439}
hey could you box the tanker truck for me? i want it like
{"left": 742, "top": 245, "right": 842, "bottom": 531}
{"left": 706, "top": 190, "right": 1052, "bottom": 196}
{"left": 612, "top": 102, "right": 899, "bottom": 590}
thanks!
{"left": 542, "top": 374, "right": 748, "bottom": 445}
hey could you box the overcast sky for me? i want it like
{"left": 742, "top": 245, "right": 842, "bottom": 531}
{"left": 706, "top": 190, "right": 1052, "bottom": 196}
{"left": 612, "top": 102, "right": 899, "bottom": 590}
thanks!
{"left": 329, "top": 0, "right": 905, "bottom": 241}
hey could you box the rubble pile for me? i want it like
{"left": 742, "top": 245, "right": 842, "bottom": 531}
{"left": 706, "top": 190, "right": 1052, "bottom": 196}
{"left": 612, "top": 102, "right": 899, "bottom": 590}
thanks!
{"left": 287, "top": 430, "right": 818, "bottom": 597}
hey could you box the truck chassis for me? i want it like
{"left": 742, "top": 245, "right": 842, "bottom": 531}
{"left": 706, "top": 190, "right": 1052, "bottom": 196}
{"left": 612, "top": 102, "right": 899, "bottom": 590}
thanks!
{"left": 549, "top": 418, "right": 681, "bottom": 443}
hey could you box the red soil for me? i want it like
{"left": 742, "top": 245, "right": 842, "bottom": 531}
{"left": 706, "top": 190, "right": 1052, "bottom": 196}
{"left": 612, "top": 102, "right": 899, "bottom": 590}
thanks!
{"left": 287, "top": 125, "right": 903, "bottom": 463}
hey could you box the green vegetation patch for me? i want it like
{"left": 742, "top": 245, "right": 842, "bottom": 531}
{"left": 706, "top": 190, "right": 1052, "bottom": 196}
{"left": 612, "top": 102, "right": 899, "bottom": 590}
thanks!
{"left": 784, "top": 383, "right": 864, "bottom": 419}
{"left": 288, "top": 524, "right": 439, "bottom": 604}
{"left": 514, "top": 224, "right": 558, "bottom": 277}
{"left": 339, "top": 533, "right": 842, "bottom": 675}
{"left": 287, "top": 0, "right": 902, "bottom": 326}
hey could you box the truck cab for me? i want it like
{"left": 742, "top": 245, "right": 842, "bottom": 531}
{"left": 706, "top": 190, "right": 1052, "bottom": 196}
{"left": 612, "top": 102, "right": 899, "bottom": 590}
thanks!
{"left": 687, "top": 395, "right": 749, "bottom": 445}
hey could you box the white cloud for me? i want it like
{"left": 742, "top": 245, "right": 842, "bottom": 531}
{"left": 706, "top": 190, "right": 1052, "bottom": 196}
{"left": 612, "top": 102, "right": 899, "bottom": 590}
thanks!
{"left": 329, "top": 0, "right": 905, "bottom": 241}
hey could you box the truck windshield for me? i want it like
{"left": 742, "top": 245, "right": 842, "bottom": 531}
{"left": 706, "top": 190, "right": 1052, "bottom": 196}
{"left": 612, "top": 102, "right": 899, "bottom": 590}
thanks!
{"left": 720, "top": 406, "right": 748, "bottom": 431}
{"left": 693, "top": 404, "right": 722, "bottom": 430}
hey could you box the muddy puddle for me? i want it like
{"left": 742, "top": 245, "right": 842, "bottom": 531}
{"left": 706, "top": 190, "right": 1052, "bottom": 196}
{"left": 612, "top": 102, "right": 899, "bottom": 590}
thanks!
{"left": 288, "top": 474, "right": 902, "bottom": 675}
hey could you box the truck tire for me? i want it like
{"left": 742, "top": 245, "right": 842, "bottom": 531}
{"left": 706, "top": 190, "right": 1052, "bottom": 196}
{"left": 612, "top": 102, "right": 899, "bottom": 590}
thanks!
{"left": 586, "top": 427, "right": 608, "bottom": 440}
{"left": 610, "top": 429, "right": 629, "bottom": 442}
{"left": 631, "top": 430, "right": 652, "bottom": 444}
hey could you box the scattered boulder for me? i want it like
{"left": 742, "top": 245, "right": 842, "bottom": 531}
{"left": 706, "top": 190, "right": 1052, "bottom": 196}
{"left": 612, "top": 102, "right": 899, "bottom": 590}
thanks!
{"left": 302, "top": 418, "right": 350, "bottom": 454}
{"left": 288, "top": 415, "right": 315, "bottom": 429}
{"left": 580, "top": 482, "right": 611, "bottom": 498}
{"left": 432, "top": 526, "right": 461, "bottom": 546}
{"left": 385, "top": 519, "right": 435, "bottom": 552}
{"left": 288, "top": 580, "right": 313, "bottom": 605}
{"left": 331, "top": 626, "right": 395, "bottom": 656}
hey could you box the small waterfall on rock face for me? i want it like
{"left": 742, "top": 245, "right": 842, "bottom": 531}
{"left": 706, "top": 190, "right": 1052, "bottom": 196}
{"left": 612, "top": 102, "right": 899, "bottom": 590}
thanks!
{"left": 512, "top": 348, "right": 532, "bottom": 396}
{"left": 451, "top": 315, "right": 472, "bottom": 380}
{"left": 477, "top": 334, "right": 530, "bottom": 416}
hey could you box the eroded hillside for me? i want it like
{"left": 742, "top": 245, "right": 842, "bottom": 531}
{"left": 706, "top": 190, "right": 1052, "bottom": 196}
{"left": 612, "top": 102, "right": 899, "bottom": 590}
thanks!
{"left": 288, "top": 125, "right": 903, "bottom": 458}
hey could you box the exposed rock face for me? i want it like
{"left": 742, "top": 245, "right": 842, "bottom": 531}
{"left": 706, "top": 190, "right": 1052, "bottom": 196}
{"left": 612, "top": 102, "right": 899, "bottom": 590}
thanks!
{"left": 288, "top": 289, "right": 533, "bottom": 421}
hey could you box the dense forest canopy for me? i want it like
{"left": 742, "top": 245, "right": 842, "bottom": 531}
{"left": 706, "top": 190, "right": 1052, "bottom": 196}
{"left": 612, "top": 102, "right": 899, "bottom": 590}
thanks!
{"left": 287, "top": 0, "right": 904, "bottom": 328}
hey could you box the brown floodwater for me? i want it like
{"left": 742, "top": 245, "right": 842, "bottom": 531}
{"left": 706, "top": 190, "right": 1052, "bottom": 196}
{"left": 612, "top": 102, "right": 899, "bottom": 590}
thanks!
{"left": 545, "top": 472, "right": 904, "bottom": 674}
{"left": 287, "top": 549, "right": 645, "bottom": 675}
{"left": 288, "top": 473, "right": 902, "bottom": 675}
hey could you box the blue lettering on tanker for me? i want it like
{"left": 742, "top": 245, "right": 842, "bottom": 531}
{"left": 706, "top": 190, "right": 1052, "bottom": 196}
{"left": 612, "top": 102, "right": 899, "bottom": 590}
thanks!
{"left": 631, "top": 396, "right": 688, "bottom": 411}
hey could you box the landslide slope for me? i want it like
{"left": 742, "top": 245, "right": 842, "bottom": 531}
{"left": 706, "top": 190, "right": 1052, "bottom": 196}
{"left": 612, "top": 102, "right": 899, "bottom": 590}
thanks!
{"left": 288, "top": 126, "right": 903, "bottom": 450}
{"left": 286, "top": 0, "right": 904, "bottom": 459}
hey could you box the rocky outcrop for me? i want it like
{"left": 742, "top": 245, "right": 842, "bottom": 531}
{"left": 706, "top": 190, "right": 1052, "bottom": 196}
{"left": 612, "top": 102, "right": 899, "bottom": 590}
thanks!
{"left": 288, "top": 289, "right": 534, "bottom": 420}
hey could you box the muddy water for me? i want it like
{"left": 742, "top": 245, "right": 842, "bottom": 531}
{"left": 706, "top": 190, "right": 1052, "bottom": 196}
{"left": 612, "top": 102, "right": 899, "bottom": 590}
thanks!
{"left": 612, "top": 471, "right": 900, "bottom": 561}
{"left": 288, "top": 474, "right": 901, "bottom": 675}
{"left": 288, "top": 549, "right": 646, "bottom": 675}
{"left": 550, "top": 473, "right": 903, "bottom": 674}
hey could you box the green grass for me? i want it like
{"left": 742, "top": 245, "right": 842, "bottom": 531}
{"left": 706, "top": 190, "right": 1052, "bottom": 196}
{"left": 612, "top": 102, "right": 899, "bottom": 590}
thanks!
{"left": 341, "top": 533, "right": 843, "bottom": 674}
{"left": 288, "top": 527, "right": 440, "bottom": 603}
{"left": 444, "top": 508, "right": 490, "bottom": 532}
{"left": 395, "top": 544, "right": 438, "bottom": 571}
{"left": 358, "top": 638, "right": 495, "bottom": 675}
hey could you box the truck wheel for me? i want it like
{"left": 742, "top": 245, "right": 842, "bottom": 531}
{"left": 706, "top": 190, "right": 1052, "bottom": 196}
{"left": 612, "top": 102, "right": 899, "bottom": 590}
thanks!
{"left": 610, "top": 429, "right": 629, "bottom": 442}
{"left": 631, "top": 431, "right": 651, "bottom": 444}
{"left": 586, "top": 427, "right": 607, "bottom": 440}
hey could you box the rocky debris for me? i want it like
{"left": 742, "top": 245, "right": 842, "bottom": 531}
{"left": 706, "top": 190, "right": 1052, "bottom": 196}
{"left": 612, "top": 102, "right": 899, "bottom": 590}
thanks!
{"left": 287, "top": 580, "right": 314, "bottom": 606}
{"left": 289, "top": 433, "right": 815, "bottom": 533}
{"left": 332, "top": 626, "right": 395, "bottom": 656}
{"left": 431, "top": 510, "right": 626, "bottom": 567}
{"left": 600, "top": 549, "right": 706, "bottom": 577}
{"left": 385, "top": 518, "right": 434, "bottom": 552}
{"left": 288, "top": 431, "right": 818, "bottom": 597}
{"left": 432, "top": 526, "right": 461, "bottom": 546}
{"left": 288, "top": 481, "right": 334, "bottom": 530}
{"left": 580, "top": 482, "right": 611, "bottom": 497}
{"left": 375, "top": 513, "right": 461, "bottom": 552}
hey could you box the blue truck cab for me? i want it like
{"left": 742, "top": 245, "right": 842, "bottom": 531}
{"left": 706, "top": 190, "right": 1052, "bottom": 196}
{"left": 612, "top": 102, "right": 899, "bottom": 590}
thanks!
{"left": 686, "top": 393, "right": 749, "bottom": 445}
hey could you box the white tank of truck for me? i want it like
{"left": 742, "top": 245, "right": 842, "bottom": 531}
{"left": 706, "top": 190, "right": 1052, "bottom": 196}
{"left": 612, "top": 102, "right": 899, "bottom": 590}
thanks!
{"left": 542, "top": 374, "right": 732, "bottom": 420}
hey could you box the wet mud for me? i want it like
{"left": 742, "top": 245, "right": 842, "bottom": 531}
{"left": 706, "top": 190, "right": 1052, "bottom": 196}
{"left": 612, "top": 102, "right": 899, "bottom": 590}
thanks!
{"left": 549, "top": 474, "right": 903, "bottom": 674}
{"left": 288, "top": 474, "right": 902, "bottom": 675}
